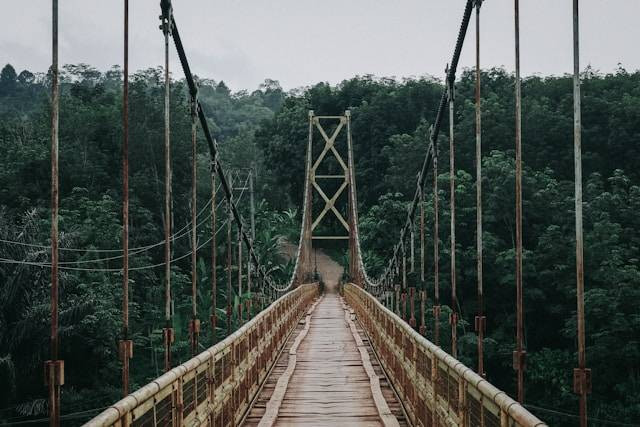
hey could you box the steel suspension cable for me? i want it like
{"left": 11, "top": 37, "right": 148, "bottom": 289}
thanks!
{"left": 358, "top": 1, "right": 474, "bottom": 305}
{"left": 165, "top": 3, "right": 302, "bottom": 296}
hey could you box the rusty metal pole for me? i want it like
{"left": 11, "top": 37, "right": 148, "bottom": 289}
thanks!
{"left": 572, "top": 2, "right": 590, "bottom": 425}
{"left": 227, "top": 175, "right": 233, "bottom": 336}
{"left": 402, "top": 241, "right": 407, "bottom": 321}
{"left": 211, "top": 158, "right": 217, "bottom": 344}
{"left": 419, "top": 177, "right": 427, "bottom": 335}
{"left": 238, "top": 223, "right": 243, "bottom": 324}
{"left": 513, "top": 0, "right": 525, "bottom": 403}
{"left": 420, "top": 176, "right": 425, "bottom": 282}
{"left": 189, "top": 97, "right": 200, "bottom": 356}
{"left": 46, "top": 1, "right": 63, "bottom": 425}
{"left": 447, "top": 70, "right": 458, "bottom": 359}
{"left": 119, "top": 0, "right": 133, "bottom": 397}
{"left": 248, "top": 168, "right": 255, "bottom": 314}
{"left": 432, "top": 130, "right": 441, "bottom": 348}
{"left": 247, "top": 248, "right": 252, "bottom": 318}
{"left": 409, "top": 287, "right": 416, "bottom": 327}
{"left": 410, "top": 224, "right": 415, "bottom": 274}
{"left": 161, "top": 3, "right": 174, "bottom": 372}
{"left": 474, "top": 0, "right": 486, "bottom": 378}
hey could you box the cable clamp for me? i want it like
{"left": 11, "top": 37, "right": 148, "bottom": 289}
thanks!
{"left": 512, "top": 349, "right": 527, "bottom": 371}
{"left": 119, "top": 340, "right": 133, "bottom": 360}
{"left": 44, "top": 360, "right": 64, "bottom": 386}
{"left": 573, "top": 368, "right": 592, "bottom": 395}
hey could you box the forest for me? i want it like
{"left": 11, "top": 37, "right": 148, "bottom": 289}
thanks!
{"left": 0, "top": 62, "right": 639, "bottom": 425}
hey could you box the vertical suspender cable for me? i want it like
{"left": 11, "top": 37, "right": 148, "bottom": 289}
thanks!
{"left": 401, "top": 240, "right": 407, "bottom": 321}
{"left": 238, "top": 221, "right": 243, "bottom": 324}
{"left": 120, "top": 0, "right": 133, "bottom": 396}
{"left": 211, "top": 158, "right": 217, "bottom": 343}
{"left": 47, "top": 1, "right": 63, "bottom": 425}
{"left": 410, "top": 223, "right": 415, "bottom": 273}
{"left": 432, "top": 130, "right": 440, "bottom": 348}
{"left": 247, "top": 243, "right": 252, "bottom": 317}
{"left": 161, "top": 2, "right": 173, "bottom": 372}
{"left": 448, "top": 71, "right": 458, "bottom": 359}
{"left": 514, "top": 0, "right": 525, "bottom": 404}
{"left": 432, "top": 134, "right": 441, "bottom": 427}
{"left": 474, "top": 0, "right": 486, "bottom": 378}
{"left": 189, "top": 95, "right": 200, "bottom": 356}
{"left": 249, "top": 168, "right": 255, "bottom": 314}
{"left": 572, "top": 1, "right": 590, "bottom": 425}
{"left": 226, "top": 175, "right": 233, "bottom": 337}
{"left": 420, "top": 175, "right": 425, "bottom": 284}
{"left": 419, "top": 181, "right": 426, "bottom": 335}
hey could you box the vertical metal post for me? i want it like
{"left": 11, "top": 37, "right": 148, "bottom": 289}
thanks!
{"left": 247, "top": 250, "right": 252, "bottom": 317}
{"left": 474, "top": 0, "right": 486, "bottom": 378}
{"left": 189, "top": 96, "right": 200, "bottom": 356}
{"left": 420, "top": 291, "right": 426, "bottom": 335}
{"left": 432, "top": 133, "right": 441, "bottom": 348}
{"left": 401, "top": 241, "right": 407, "bottom": 321}
{"left": 513, "top": 0, "right": 525, "bottom": 403}
{"left": 47, "top": 1, "right": 63, "bottom": 425}
{"left": 238, "top": 223, "right": 243, "bottom": 324}
{"left": 227, "top": 175, "right": 233, "bottom": 336}
{"left": 409, "top": 287, "right": 416, "bottom": 327}
{"left": 572, "top": 2, "right": 590, "bottom": 425}
{"left": 410, "top": 225, "right": 415, "bottom": 273}
{"left": 420, "top": 176, "right": 425, "bottom": 284}
{"left": 419, "top": 176, "right": 426, "bottom": 335}
{"left": 120, "top": 0, "right": 133, "bottom": 397}
{"left": 211, "top": 159, "right": 217, "bottom": 344}
{"left": 249, "top": 168, "right": 256, "bottom": 243}
{"left": 248, "top": 168, "right": 255, "bottom": 313}
{"left": 161, "top": 2, "right": 174, "bottom": 373}
{"left": 448, "top": 71, "right": 458, "bottom": 359}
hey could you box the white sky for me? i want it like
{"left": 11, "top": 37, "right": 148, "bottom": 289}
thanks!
{"left": 1, "top": 0, "right": 638, "bottom": 91}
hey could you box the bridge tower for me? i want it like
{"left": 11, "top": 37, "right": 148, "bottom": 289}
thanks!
{"left": 302, "top": 110, "right": 363, "bottom": 287}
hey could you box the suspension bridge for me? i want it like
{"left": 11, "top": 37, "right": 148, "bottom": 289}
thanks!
{"left": 14, "top": 0, "right": 599, "bottom": 426}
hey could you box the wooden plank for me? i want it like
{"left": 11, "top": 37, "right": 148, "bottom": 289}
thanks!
{"left": 242, "top": 294, "right": 407, "bottom": 427}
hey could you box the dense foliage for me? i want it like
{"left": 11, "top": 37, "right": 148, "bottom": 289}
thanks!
{"left": 1, "top": 61, "right": 639, "bottom": 425}
{"left": 0, "top": 63, "right": 290, "bottom": 424}
{"left": 256, "top": 68, "right": 640, "bottom": 425}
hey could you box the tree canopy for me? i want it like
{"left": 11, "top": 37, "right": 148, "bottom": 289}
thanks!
{"left": 1, "top": 63, "right": 639, "bottom": 425}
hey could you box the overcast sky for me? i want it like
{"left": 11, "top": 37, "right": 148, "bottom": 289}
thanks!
{"left": 1, "top": 1, "right": 638, "bottom": 91}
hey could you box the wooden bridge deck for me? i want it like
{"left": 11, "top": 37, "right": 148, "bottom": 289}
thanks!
{"left": 243, "top": 293, "right": 407, "bottom": 427}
